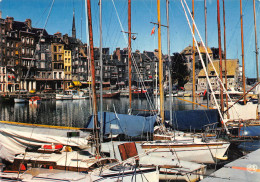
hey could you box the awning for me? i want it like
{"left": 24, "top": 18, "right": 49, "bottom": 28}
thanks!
{"left": 73, "top": 81, "right": 82, "bottom": 86}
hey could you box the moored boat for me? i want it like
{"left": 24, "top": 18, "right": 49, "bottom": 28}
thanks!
{"left": 29, "top": 96, "right": 42, "bottom": 104}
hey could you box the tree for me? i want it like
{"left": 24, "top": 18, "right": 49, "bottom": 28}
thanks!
{"left": 171, "top": 53, "right": 190, "bottom": 88}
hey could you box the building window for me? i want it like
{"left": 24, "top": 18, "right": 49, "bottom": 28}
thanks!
{"left": 68, "top": 58, "right": 70, "bottom": 63}
{"left": 22, "top": 48, "right": 25, "bottom": 54}
{"left": 26, "top": 37, "right": 30, "bottom": 44}
{"left": 7, "top": 42, "right": 9, "bottom": 47}
{"left": 54, "top": 46, "right": 57, "bottom": 52}
{"left": 31, "top": 49, "right": 34, "bottom": 55}
{"left": 30, "top": 38, "right": 34, "bottom": 45}
{"left": 41, "top": 53, "right": 45, "bottom": 60}
{"left": 26, "top": 48, "right": 29, "bottom": 55}
{"left": 58, "top": 46, "right": 62, "bottom": 52}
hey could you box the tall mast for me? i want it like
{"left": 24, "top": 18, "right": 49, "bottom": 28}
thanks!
{"left": 204, "top": 0, "right": 209, "bottom": 108}
{"left": 240, "top": 0, "right": 246, "bottom": 105}
{"left": 166, "top": 0, "right": 172, "bottom": 126}
{"left": 87, "top": 0, "right": 99, "bottom": 156}
{"left": 128, "top": 0, "right": 132, "bottom": 112}
{"left": 99, "top": 0, "right": 103, "bottom": 142}
{"left": 192, "top": 0, "right": 195, "bottom": 109}
{"left": 254, "top": 0, "right": 259, "bottom": 82}
{"left": 157, "top": 0, "right": 164, "bottom": 124}
{"left": 223, "top": 0, "right": 229, "bottom": 118}
{"left": 217, "top": 0, "right": 224, "bottom": 113}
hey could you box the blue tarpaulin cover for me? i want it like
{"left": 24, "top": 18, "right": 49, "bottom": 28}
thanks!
{"left": 240, "top": 125, "right": 260, "bottom": 137}
{"left": 165, "top": 109, "right": 220, "bottom": 130}
{"left": 86, "top": 112, "right": 157, "bottom": 137}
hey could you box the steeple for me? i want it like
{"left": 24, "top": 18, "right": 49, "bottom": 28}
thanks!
{"left": 72, "top": 9, "right": 76, "bottom": 39}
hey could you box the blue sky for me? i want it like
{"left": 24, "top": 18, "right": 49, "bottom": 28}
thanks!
{"left": 1, "top": 0, "right": 260, "bottom": 78}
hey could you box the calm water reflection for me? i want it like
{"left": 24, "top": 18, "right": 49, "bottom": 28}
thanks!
{"left": 0, "top": 97, "right": 205, "bottom": 128}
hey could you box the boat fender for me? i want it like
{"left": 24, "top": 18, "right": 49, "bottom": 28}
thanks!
{"left": 20, "top": 163, "right": 26, "bottom": 171}
{"left": 95, "top": 156, "right": 101, "bottom": 159}
{"left": 238, "top": 123, "right": 244, "bottom": 137}
{"left": 63, "top": 146, "right": 72, "bottom": 152}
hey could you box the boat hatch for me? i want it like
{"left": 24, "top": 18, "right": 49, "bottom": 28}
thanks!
{"left": 67, "top": 131, "right": 80, "bottom": 137}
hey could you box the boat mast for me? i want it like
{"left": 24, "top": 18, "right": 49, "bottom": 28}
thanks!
{"left": 204, "top": 0, "right": 209, "bottom": 108}
{"left": 217, "top": 0, "right": 224, "bottom": 113}
{"left": 128, "top": 0, "right": 132, "bottom": 112}
{"left": 223, "top": 0, "right": 229, "bottom": 118}
{"left": 254, "top": 0, "right": 259, "bottom": 82}
{"left": 157, "top": 0, "right": 164, "bottom": 124}
{"left": 166, "top": 0, "right": 172, "bottom": 126}
{"left": 87, "top": 0, "right": 100, "bottom": 156}
{"left": 99, "top": 0, "right": 103, "bottom": 142}
{"left": 192, "top": 0, "right": 195, "bottom": 109}
{"left": 240, "top": 0, "right": 246, "bottom": 105}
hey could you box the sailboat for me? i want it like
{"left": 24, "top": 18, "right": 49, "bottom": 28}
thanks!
{"left": 0, "top": 1, "right": 160, "bottom": 181}
{"left": 140, "top": 0, "right": 230, "bottom": 165}
{"left": 223, "top": 0, "right": 260, "bottom": 138}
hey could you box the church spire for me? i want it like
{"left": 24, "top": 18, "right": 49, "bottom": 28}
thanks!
{"left": 72, "top": 9, "right": 76, "bottom": 38}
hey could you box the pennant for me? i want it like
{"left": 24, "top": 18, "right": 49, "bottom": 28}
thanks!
{"left": 151, "top": 27, "right": 155, "bottom": 35}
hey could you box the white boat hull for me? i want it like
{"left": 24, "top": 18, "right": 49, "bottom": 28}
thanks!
{"left": 14, "top": 98, "right": 26, "bottom": 103}
{"left": 56, "top": 94, "right": 73, "bottom": 100}
{"left": 141, "top": 141, "right": 230, "bottom": 164}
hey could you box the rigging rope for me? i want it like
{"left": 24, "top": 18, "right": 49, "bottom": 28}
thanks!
{"left": 181, "top": 0, "right": 230, "bottom": 134}
{"left": 181, "top": 0, "right": 241, "bottom": 120}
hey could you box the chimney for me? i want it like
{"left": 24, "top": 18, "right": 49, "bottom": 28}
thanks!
{"left": 5, "top": 17, "right": 14, "bottom": 30}
{"left": 25, "top": 19, "right": 32, "bottom": 29}
{"left": 54, "top": 32, "right": 62, "bottom": 38}
{"left": 116, "top": 47, "right": 121, "bottom": 61}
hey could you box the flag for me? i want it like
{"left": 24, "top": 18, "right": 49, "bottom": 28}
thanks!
{"left": 151, "top": 27, "right": 155, "bottom": 35}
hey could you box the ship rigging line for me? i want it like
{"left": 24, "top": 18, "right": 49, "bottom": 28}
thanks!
{"left": 181, "top": 0, "right": 241, "bottom": 119}
{"left": 111, "top": 0, "right": 156, "bottom": 115}
{"left": 181, "top": 0, "right": 230, "bottom": 134}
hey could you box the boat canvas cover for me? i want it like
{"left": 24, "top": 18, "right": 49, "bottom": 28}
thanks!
{"left": 0, "top": 122, "right": 90, "bottom": 162}
{"left": 86, "top": 112, "right": 157, "bottom": 137}
{"left": 165, "top": 109, "right": 219, "bottom": 130}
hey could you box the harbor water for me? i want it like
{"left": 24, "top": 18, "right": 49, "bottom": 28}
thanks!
{"left": 0, "top": 97, "right": 205, "bottom": 128}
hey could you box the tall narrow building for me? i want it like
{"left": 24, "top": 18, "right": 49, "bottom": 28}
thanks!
{"left": 72, "top": 9, "right": 76, "bottom": 39}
